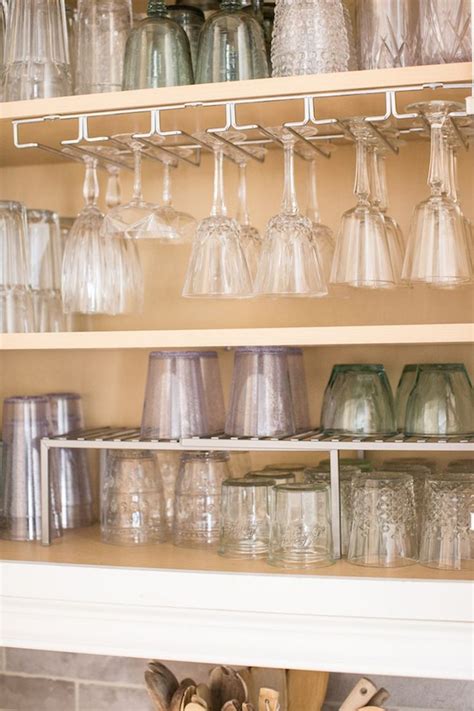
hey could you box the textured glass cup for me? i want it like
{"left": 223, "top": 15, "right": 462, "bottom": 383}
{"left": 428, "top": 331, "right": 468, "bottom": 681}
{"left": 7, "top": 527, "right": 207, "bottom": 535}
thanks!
{"left": 167, "top": 5, "right": 204, "bottom": 74}
{"left": 195, "top": 0, "right": 269, "bottom": 83}
{"left": 348, "top": 472, "right": 418, "bottom": 567}
{"left": 4, "top": 0, "right": 72, "bottom": 100}
{"left": 75, "top": 0, "right": 131, "bottom": 94}
{"left": 101, "top": 450, "right": 167, "bottom": 545}
{"left": 153, "top": 450, "right": 180, "bottom": 532}
{"left": 47, "top": 393, "right": 93, "bottom": 530}
{"left": 405, "top": 364, "right": 474, "bottom": 437}
{"left": 272, "top": 0, "right": 354, "bottom": 77}
{"left": 225, "top": 347, "right": 296, "bottom": 437}
{"left": 1, "top": 396, "right": 61, "bottom": 541}
{"left": 419, "top": 474, "right": 473, "bottom": 570}
{"left": 0, "top": 200, "right": 35, "bottom": 334}
{"left": 321, "top": 364, "right": 396, "bottom": 436}
{"left": 380, "top": 461, "right": 431, "bottom": 525}
{"left": 395, "top": 364, "right": 418, "bottom": 432}
{"left": 287, "top": 347, "right": 311, "bottom": 432}
{"left": 420, "top": 0, "right": 471, "bottom": 64}
{"left": 141, "top": 351, "right": 208, "bottom": 440}
{"left": 356, "top": 0, "right": 421, "bottom": 69}
{"left": 174, "top": 451, "right": 230, "bottom": 549}
{"left": 219, "top": 476, "right": 274, "bottom": 559}
{"left": 269, "top": 482, "right": 333, "bottom": 568}
{"left": 197, "top": 350, "right": 226, "bottom": 435}
{"left": 122, "top": 1, "right": 193, "bottom": 90}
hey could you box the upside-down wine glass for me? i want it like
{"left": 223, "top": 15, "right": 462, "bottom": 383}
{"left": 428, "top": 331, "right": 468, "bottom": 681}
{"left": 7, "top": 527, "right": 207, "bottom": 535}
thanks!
{"left": 402, "top": 101, "right": 471, "bottom": 288}
{"left": 182, "top": 140, "right": 253, "bottom": 298}
{"left": 152, "top": 158, "right": 196, "bottom": 243}
{"left": 443, "top": 132, "right": 473, "bottom": 284}
{"left": 330, "top": 120, "right": 396, "bottom": 289}
{"left": 305, "top": 158, "right": 335, "bottom": 285}
{"left": 254, "top": 129, "right": 327, "bottom": 297}
{"left": 236, "top": 159, "right": 262, "bottom": 280}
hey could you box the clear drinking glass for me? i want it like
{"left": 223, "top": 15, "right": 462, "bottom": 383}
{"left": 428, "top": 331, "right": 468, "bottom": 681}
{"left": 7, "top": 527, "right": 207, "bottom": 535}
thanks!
{"left": 167, "top": 5, "right": 205, "bottom": 75}
{"left": 152, "top": 159, "right": 197, "bottom": 243}
{"left": 404, "top": 363, "right": 474, "bottom": 437}
{"left": 395, "top": 364, "right": 418, "bottom": 432}
{"left": 197, "top": 350, "right": 226, "bottom": 435}
{"left": 101, "top": 450, "right": 167, "bottom": 545}
{"left": 219, "top": 476, "right": 274, "bottom": 558}
{"left": 271, "top": 0, "right": 355, "bottom": 77}
{"left": 174, "top": 451, "right": 231, "bottom": 548}
{"left": 182, "top": 143, "right": 253, "bottom": 298}
{"left": 402, "top": 101, "right": 472, "bottom": 288}
{"left": 195, "top": 0, "right": 269, "bottom": 83}
{"left": 47, "top": 392, "right": 93, "bottom": 529}
{"left": 356, "top": 0, "right": 421, "bottom": 69}
{"left": 321, "top": 364, "right": 397, "bottom": 436}
{"left": 75, "top": 0, "right": 131, "bottom": 95}
{"left": 330, "top": 121, "right": 396, "bottom": 289}
{"left": 246, "top": 469, "right": 296, "bottom": 485}
{"left": 4, "top": 0, "right": 72, "bottom": 100}
{"left": 287, "top": 347, "right": 311, "bottom": 432}
{"left": 0, "top": 0, "right": 7, "bottom": 100}
{"left": 419, "top": 474, "right": 473, "bottom": 570}
{"left": 380, "top": 461, "right": 431, "bottom": 525}
{"left": 254, "top": 131, "right": 327, "bottom": 298}
{"left": 420, "top": 0, "right": 471, "bottom": 64}
{"left": 237, "top": 161, "right": 263, "bottom": 281}
{"left": 305, "top": 160, "right": 335, "bottom": 285}
{"left": 0, "top": 396, "right": 61, "bottom": 541}
{"left": 141, "top": 350, "right": 209, "bottom": 439}
{"left": 153, "top": 450, "right": 180, "bottom": 532}
{"left": 0, "top": 200, "right": 35, "bottom": 334}
{"left": 348, "top": 472, "right": 418, "bottom": 567}
{"left": 65, "top": 2, "right": 76, "bottom": 92}
{"left": 122, "top": 0, "right": 193, "bottom": 90}
{"left": 268, "top": 482, "right": 334, "bottom": 568}
{"left": 225, "top": 346, "right": 296, "bottom": 437}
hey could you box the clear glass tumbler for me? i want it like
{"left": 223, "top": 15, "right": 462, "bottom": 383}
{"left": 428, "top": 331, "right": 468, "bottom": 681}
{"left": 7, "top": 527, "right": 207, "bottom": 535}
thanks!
{"left": 420, "top": 0, "right": 471, "bottom": 64}
{"left": 321, "top": 364, "right": 396, "bottom": 436}
{"left": 167, "top": 4, "right": 205, "bottom": 74}
{"left": 348, "top": 472, "right": 418, "bottom": 567}
{"left": 197, "top": 350, "right": 226, "bottom": 435}
{"left": 75, "top": 0, "right": 132, "bottom": 94}
{"left": 419, "top": 473, "right": 473, "bottom": 570}
{"left": 356, "top": 0, "right": 421, "bottom": 69}
{"left": 0, "top": 0, "right": 7, "bottom": 100}
{"left": 101, "top": 450, "right": 167, "bottom": 545}
{"left": 395, "top": 364, "right": 419, "bottom": 432}
{"left": 269, "top": 482, "right": 334, "bottom": 568}
{"left": 4, "top": 0, "right": 72, "bottom": 100}
{"left": 173, "top": 451, "right": 231, "bottom": 549}
{"left": 246, "top": 469, "right": 296, "bottom": 486}
{"left": 219, "top": 476, "right": 274, "bottom": 558}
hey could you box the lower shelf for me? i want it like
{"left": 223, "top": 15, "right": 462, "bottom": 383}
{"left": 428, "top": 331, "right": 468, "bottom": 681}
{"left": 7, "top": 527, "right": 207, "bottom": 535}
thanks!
{"left": 0, "top": 528, "right": 472, "bottom": 679}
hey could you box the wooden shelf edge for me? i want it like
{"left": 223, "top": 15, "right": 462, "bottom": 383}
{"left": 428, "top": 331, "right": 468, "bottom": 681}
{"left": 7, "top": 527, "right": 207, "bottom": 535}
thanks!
{"left": 1, "top": 323, "right": 473, "bottom": 351}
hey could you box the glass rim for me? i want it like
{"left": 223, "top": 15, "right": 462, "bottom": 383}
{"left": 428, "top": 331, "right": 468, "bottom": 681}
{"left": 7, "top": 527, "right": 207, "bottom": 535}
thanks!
{"left": 4, "top": 395, "right": 50, "bottom": 404}
{"left": 181, "top": 450, "right": 230, "bottom": 461}
{"left": 224, "top": 476, "right": 275, "bottom": 487}
{"left": 427, "top": 473, "right": 474, "bottom": 484}
{"left": 235, "top": 346, "right": 293, "bottom": 354}
{"left": 417, "top": 363, "right": 467, "bottom": 371}
{"left": 246, "top": 470, "right": 295, "bottom": 481}
{"left": 0, "top": 200, "right": 26, "bottom": 211}
{"left": 263, "top": 462, "right": 306, "bottom": 471}
{"left": 330, "top": 364, "right": 385, "bottom": 372}
{"left": 27, "top": 209, "right": 59, "bottom": 221}
{"left": 149, "top": 350, "right": 201, "bottom": 360}
{"left": 274, "top": 482, "right": 329, "bottom": 493}
{"left": 45, "top": 392, "right": 81, "bottom": 400}
{"left": 353, "top": 471, "right": 414, "bottom": 485}
{"left": 167, "top": 4, "right": 205, "bottom": 18}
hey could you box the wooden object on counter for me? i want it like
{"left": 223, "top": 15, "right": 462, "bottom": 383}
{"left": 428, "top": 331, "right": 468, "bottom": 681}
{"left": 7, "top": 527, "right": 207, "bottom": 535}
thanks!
{"left": 287, "top": 670, "right": 329, "bottom": 711}
{"left": 246, "top": 668, "right": 288, "bottom": 710}
{"left": 368, "top": 689, "right": 390, "bottom": 706}
{"left": 258, "top": 687, "right": 280, "bottom": 711}
{"left": 339, "top": 678, "right": 378, "bottom": 711}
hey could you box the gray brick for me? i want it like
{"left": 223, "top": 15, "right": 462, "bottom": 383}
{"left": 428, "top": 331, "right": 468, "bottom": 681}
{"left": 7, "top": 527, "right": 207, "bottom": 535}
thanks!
{"left": 0, "top": 673, "right": 75, "bottom": 711}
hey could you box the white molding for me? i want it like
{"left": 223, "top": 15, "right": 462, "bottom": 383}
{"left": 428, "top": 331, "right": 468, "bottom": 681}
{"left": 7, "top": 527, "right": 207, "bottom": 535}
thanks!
{"left": 1, "top": 562, "right": 472, "bottom": 679}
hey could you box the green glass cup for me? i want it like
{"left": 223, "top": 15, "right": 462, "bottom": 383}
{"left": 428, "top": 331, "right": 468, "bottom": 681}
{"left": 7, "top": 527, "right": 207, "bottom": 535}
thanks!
{"left": 395, "top": 364, "right": 419, "bottom": 432}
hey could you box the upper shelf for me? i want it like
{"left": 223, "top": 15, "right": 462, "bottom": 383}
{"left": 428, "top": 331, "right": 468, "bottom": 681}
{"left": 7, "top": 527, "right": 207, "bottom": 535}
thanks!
{"left": 0, "top": 62, "right": 472, "bottom": 166}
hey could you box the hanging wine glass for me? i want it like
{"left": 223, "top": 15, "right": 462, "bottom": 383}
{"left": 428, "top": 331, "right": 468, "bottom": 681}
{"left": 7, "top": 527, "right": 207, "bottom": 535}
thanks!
{"left": 182, "top": 138, "right": 253, "bottom": 298}
{"left": 254, "top": 128, "right": 327, "bottom": 297}
{"left": 152, "top": 158, "right": 197, "bottom": 243}
{"left": 443, "top": 130, "right": 473, "bottom": 285}
{"left": 402, "top": 101, "right": 472, "bottom": 288}
{"left": 305, "top": 159, "right": 335, "bottom": 285}
{"left": 236, "top": 159, "right": 263, "bottom": 280}
{"left": 330, "top": 119, "right": 396, "bottom": 290}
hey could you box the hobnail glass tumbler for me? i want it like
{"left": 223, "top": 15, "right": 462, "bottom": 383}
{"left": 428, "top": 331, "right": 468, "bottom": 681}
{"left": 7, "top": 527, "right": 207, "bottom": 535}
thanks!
{"left": 75, "top": 0, "right": 132, "bottom": 94}
{"left": 379, "top": 461, "right": 431, "bottom": 524}
{"left": 405, "top": 364, "right": 474, "bottom": 437}
{"left": 420, "top": 0, "right": 471, "bottom": 64}
{"left": 1, "top": 396, "right": 61, "bottom": 541}
{"left": 395, "top": 364, "right": 418, "bottom": 432}
{"left": 348, "top": 472, "right": 418, "bottom": 567}
{"left": 271, "top": 0, "right": 354, "bottom": 77}
{"left": 219, "top": 476, "right": 274, "bottom": 558}
{"left": 419, "top": 474, "right": 473, "bottom": 570}
{"left": 356, "top": 0, "right": 421, "bottom": 69}
{"left": 195, "top": 0, "right": 269, "bottom": 83}
{"left": 174, "top": 451, "right": 231, "bottom": 548}
{"left": 122, "top": 1, "right": 193, "bottom": 90}
{"left": 225, "top": 347, "right": 296, "bottom": 438}
{"left": 269, "top": 482, "right": 334, "bottom": 568}
{"left": 321, "top": 364, "right": 396, "bottom": 436}
{"left": 101, "top": 450, "right": 167, "bottom": 545}
{"left": 167, "top": 4, "right": 205, "bottom": 73}
{"left": 4, "top": 0, "right": 72, "bottom": 100}
{"left": 0, "top": 201, "right": 35, "bottom": 334}
{"left": 141, "top": 351, "right": 208, "bottom": 440}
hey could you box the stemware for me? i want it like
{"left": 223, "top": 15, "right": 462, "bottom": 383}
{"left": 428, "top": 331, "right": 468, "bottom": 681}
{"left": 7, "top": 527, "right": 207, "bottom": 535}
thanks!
{"left": 122, "top": 0, "right": 193, "bottom": 90}
{"left": 443, "top": 133, "right": 473, "bottom": 282}
{"left": 330, "top": 121, "right": 396, "bottom": 289}
{"left": 305, "top": 159, "right": 335, "bottom": 285}
{"left": 356, "top": 0, "right": 421, "bottom": 69}
{"left": 182, "top": 141, "right": 253, "bottom": 298}
{"left": 402, "top": 101, "right": 471, "bottom": 288}
{"left": 254, "top": 131, "right": 327, "bottom": 297}
{"left": 236, "top": 160, "right": 262, "bottom": 280}
{"left": 152, "top": 159, "right": 197, "bottom": 243}
{"left": 4, "top": 0, "right": 72, "bottom": 100}
{"left": 167, "top": 4, "right": 205, "bottom": 74}
{"left": 420, "top": 0, "right": 471, "bottom": 65}
{"left": 0, "top": 200, "right": 35, "bottom": 333}
{"left": 195, "top": 0, "right": 269, "bottom": 83}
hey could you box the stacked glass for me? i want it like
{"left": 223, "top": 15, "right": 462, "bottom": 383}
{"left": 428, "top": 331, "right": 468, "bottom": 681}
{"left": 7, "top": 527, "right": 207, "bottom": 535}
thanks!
{"left": 0, "top": 201, "right": 35, "bottom": 334}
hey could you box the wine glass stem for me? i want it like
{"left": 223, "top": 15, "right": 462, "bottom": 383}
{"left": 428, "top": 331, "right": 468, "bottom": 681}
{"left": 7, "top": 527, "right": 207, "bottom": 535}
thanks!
{"left": 83, "top": 158, "right": 99, "bottom": 207}
{"left": 106, "top": 167, "right": 121, "bottom": 210}
{"left": 306, "top": 160, "right": 320, "bottom": 222}
{"left": 353, "top": 138, "right": 370, "bottom": 204}
{"left": 428, "top": 122, "right": 445, "bottom": 196}
{"left": 368, "top": 147, "right": 383, "bottom": 209}
{"left": 281, "top": 141, "right": 298, "bottom": 214}
{"left": 161, "top": 163, "right": 172, "bottom": 207}
{"left": 132, "top": 146, "right": 144, "bottom": 201}
{"left": 237, "top": 163, "right": 250, "bottom": 225}
{"left": 210, "top": 148, "right": 227, "bottom": 217}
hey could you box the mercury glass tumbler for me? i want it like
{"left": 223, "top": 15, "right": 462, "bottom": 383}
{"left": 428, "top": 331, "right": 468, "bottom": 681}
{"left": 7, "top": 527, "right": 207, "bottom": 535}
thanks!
{"left": 348, "top": 472, "right": 418, "bottom": 567}
{"left": 420, "top": 0, "right": 471, "bottom": 64}
{"left": 0, "top": 201, "right": 35, "bottom": 333}
{"left": 101, "top": 450, "right": 167, "bottom": 545}
{"left": 141, "top": 351, "right": 208, "bottom": 440}
{"left": 1, "top": 396, "right": 61, "bottom": 541}
{"left": 174, "top": 451, "right": 231, "bottom": 549}
{"left": 219, "top": 476, "right": 274, "bottom": 558}
{"left": 356, "top": 0, "right": 421, "bottom": 69}
{"left": 321, "top": 364, "right": 396, "bottom": 437}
